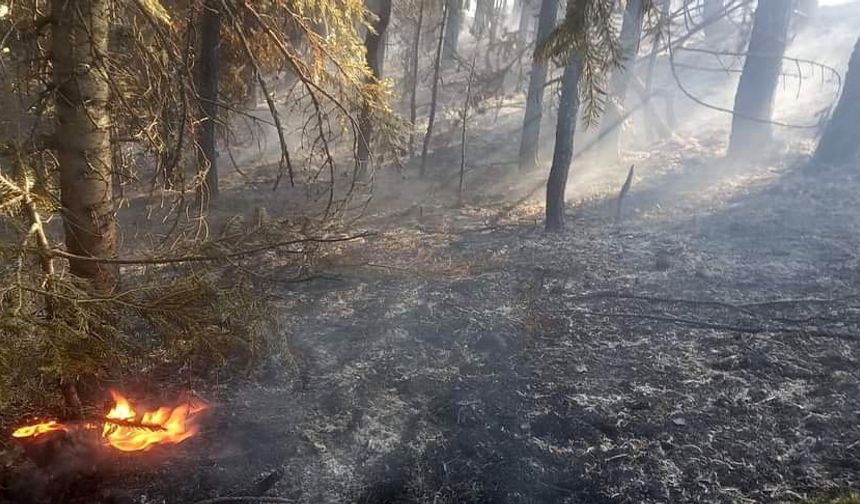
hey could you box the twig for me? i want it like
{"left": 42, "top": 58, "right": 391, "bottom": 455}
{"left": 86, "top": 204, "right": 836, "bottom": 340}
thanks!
{"left": 191, "top": 498, "right": 294, "bottom": 504}
{"left": 458, "top": 52, "right": 478, "bottom": 206}
{"left": 103, "top": 417, "right": 167, "bottom": 432}
{"left": 39, "top": 233, "right": 375, "bottom": 265}
{"left": 567, "top": 290, "right": 760, "bottom": 318}
{"left": 227, "top": 468, "right": 286, "bottom": 499}
{"left": 575, "top": 309, "right": 860, "bottom": 340}
{"left": 739, "top": 296, "right": 860, "bottom": 307}
{"left": 615, "top": 165, "right": 634, "bottom": 224}
{"left": 576, "top": 309, "right": 762, "bottom": 333}
{"left": 667, "top": 37, "right": 840, "bottom": 129}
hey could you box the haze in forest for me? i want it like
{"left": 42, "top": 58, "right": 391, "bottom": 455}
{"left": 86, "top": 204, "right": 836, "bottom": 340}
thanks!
{"left": 2, "top": 1, "right": 860, "bottom": 503}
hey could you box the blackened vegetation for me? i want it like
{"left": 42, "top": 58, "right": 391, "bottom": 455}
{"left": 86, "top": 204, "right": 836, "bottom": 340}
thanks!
{"left": 8, "top": 152, "right": 860, "bottom": 503}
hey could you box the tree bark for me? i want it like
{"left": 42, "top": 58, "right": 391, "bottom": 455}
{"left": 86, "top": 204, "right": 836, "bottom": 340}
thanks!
{"left": 545, "top": 55, "right": 582, "bottom": 232}
{"left": 814, "top": 34, "right": 860, "bottom": 166}
{"left": 473, "top": 0, "right": 492, "bottom": 40}
{"left": 357, "top": 0, "right": 392, "bottom": 175}
{"left": 197, "top": 0, "right": 221, "bottom": 203}
{"left": 442, "top": 0, "right": 462, "bottom": 62}
{"left": 703, "top": 0, "right": 726, "bottom": 40}
{"left": 52, "top": 0, "right": 118, "bottom": 292}
{"left": 517, "top": 0, "right": 534, "bottom": 38}
{"left": 517, "top": 0, "right": 559, "bottom": 171}
{"left": 727, "top": 0, "right": 793, "bottom": 157}
{"left": 599, "top": 0, "right": 646, "bottom": 158}
{"left": 419, "top": 0, "right": 448, "bottom": 177}
{"left": 408, "top": 0, "right": 425, "bottom": 158}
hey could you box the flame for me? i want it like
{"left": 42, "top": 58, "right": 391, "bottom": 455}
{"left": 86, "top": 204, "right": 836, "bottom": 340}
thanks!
{"left": 11, "top": 420, "right": 67, "bottom": 439}
{"left": 11, "top": 391, "right": 206, "bottom": 452}
{"left": 102, "top": 390, "right": 206, "bottom": 452}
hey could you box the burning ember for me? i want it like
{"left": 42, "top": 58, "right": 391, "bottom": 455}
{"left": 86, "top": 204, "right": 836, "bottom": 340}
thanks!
{"left": 11, "top": 390, "right": 206, "bottom": 453}
{"left": 12, "top": 420, "right": 68, "bottom": 439}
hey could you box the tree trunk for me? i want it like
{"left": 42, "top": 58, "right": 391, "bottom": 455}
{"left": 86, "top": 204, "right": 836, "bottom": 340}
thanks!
{"left": 197, "top": 0, "right": 221, "bottom": 203}
{"left": 517, "top": 0, "right": 534, "bottom": 38}
{"left": 52, "top": 0, "right": 118, "bottom": 292}
{"left": 357, "top": 0, "right": 392, "bottom": 175}
{"left": 442, "top": 0, "right": 462, "bottom": 62}
{"left": 545, "top": 55, "right": 582, "bottom": 232}
{"left": 517, "top": 0, "right": 559, "bottom": 171}
{"left": 814, "top": 34, "right": 860, "bottom": 166}
{"left": 408, "top": 0, "right": 425, "bottom": 158}
{"left": 727, "top": 0, "right": 793, "bottom": 157}
{"left": 703, "top": 0, "right": 726, "bottom": 40}
{"left": 599, "top": 0, "right": 645, "bottom": 158}
{"left": 420, "top": 0, "right": 448, "bottom": 177}
{"left": 473, "top": 0, "right": 492, "bottom": 40}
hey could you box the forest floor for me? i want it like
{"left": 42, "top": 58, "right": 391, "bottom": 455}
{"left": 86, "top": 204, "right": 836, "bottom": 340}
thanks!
{"left": 5, "top": 3, "right": 860, "bottom": 502}
{"left": 35, "top": 128, "right": 860, "bottom": 504}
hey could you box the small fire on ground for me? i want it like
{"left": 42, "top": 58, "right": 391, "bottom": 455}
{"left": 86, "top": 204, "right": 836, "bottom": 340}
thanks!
{"left": 12, "top": 390, "right": 207, "bottom": 452}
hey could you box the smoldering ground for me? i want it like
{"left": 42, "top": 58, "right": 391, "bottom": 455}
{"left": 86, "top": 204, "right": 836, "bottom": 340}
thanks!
{"left": 4, "top": 1, "right": 860, "bottom": 503}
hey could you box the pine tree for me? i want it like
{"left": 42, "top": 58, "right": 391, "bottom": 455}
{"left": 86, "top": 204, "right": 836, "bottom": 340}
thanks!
{"left": 517, "top": 0, "right": 559, "bottom": 171}
{"left": 814, "top": 34, "right": 860, "bottom": 166}
{"left": 53, "top": 0, "right": 118, "bottom": 291}
{"left": 727, "top": 0, "right": 793, "bottom": 157}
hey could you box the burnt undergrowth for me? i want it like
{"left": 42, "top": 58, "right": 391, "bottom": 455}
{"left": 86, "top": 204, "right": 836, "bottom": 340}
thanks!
{"left": 5, "top": 142, "right": 860, "bottom": 503}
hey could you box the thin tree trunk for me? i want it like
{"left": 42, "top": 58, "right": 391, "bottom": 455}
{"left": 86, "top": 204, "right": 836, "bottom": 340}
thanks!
{"left": 517, "top": 0, "right": 533, "bottom": 38}
{"left": 420, "top": 1, "right": 448, "bottom": 177}
{"left": 358, "top": 0, "right": 392, "bottom": 176}
{"left": 727, "top": 0, "right": 793, "bottom": 157}
{"left": 488, "top": 0, "right": 503, "bottom": 46}
{"left": 473, "top": 0, "right": 492, "bottom": 40}
{"left": 52, "top": 0, "right": 118, "bottom": 293}
{"left": 197, "top": 0, "right": 221, "bottom": 204}
{"left": 517, "top": 0, "right": 559, "bottom": 171}
{"left": 409, "top": 0, "right": 425, "bottom": 159}
{"left": 545, "top": 55, "right": 582, "bottom": 232}
{"left": 644, "top": 0, "right": 670, "bottom": 140}
{"left": 599, "top": 0, "right": 646, "bottom": 158}
{"left": 703, "top": 0, "right": 726, "bottom": 40}
{"left": 442, "top": 0, "right": 462, "bottom": 62}
{"left": 814, "top": 34, "right": 860, "bottom": 166}
{"left": 459, "top": 54, "right": 478, "bottom": 206}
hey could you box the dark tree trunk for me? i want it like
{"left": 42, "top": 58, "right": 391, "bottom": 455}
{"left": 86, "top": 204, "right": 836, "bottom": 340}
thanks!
{"left": 517, "top": 0, "right": 533, "bottom": 38}
{"left": 814, "top": 34, "right": 860, "bottom": 166}
{"left": 517, "top": 0, "right": 559, "bottom": 171}
{"left": 197, "top": 0, "right": 221, "bottom": 204}
{"left": 408, "top": 0, "right": 425, "bottom": 158}
{"left": 703, "top": 0, "right": 726, "bottom": 39}
{"left": 545, "top": 55, "right": 582, "bottom": 232}
{"left": 473, "top": 0, "right": 492, "bottom": 39}
{"left": 442, "top": 0, "right": 462, "bottom": 62}
{"left": 357, "top": 0, "right": 392, "bottom": 174}
{"left": 727, "top": 0, "right": 793, "bottom": 157}
{"left": 420, "top": 0, "right": 448, "bottom": 177}
{"left": 599, "top": 0, "right": 646, "bottom": 158}
{"left": 52, "top": 0, "right": 118, "bottom": 292}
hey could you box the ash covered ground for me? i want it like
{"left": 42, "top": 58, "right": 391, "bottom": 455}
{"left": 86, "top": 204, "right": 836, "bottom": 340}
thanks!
{"left": 42, "top": 139, "right": 860, "bottom": 504}
{"left": 5, "top": 2, "right": 860, "bottom": 503}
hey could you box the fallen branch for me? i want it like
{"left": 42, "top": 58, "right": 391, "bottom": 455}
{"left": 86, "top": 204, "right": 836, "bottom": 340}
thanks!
{"left": 575, "top": 309, "right": 860, "bottom": 340}
{"left": 567, "top": 290, "right": 760, "bottom": 318}
{"left": 103, "top": 417, "right": 167, "bottom": 432}
{"left": 615, "top": 165, "right": 634, "bottom": 224}
{"left": 34, "top": 233, "right": 375, "bottom": 266}
{"left": 191, "top": 498, "right": 294, "bottom": 504}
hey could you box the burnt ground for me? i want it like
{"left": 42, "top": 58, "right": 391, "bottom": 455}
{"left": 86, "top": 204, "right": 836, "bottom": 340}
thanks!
{"left": 7, "top": 131, "right": 860, "bottom": 504}
{"left": 4, "top": 4, "right": 860, "bottom": 500}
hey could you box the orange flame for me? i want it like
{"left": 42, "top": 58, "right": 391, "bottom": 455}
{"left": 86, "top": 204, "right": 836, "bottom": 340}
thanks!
{"left": 11, "top": 420, "right": 67, "bottom": 439}
{"left": 102, "top": 390, "right": 207, "bottom": 452}
{"left": 11, "top": 391, "right": 206, "bottom": 452}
